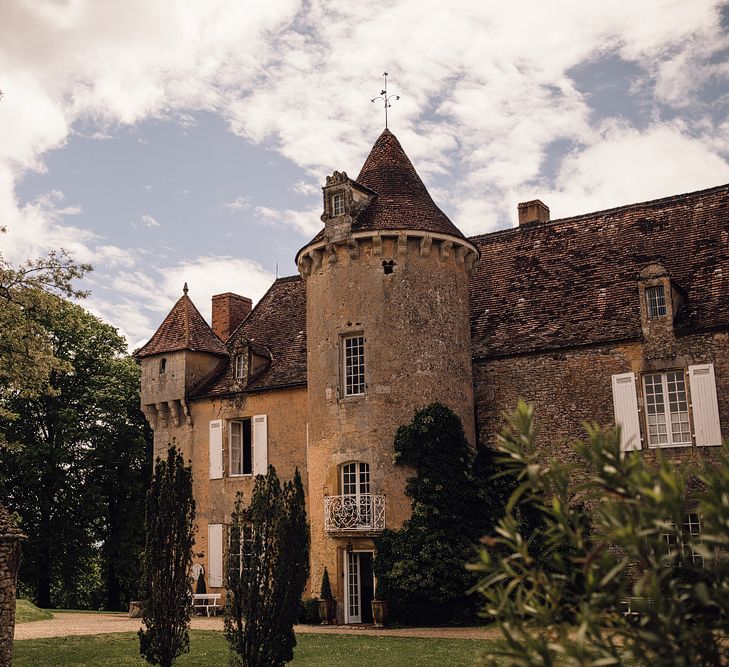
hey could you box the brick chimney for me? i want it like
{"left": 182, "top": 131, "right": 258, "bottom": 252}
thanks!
{"left": 211, "top": 293, "right": 252, "bottom": 342}
{"left": 518, "top": 200, "right": 550, "bottom": 226}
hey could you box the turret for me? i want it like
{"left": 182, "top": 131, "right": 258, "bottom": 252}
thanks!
{"left": 136, "top": 284, "right": 228, "bottom": 458}
{"left": 297, "top": 129, "right": 479, "bottom": 622}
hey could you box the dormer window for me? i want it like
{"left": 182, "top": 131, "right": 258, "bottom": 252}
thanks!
{"left": 646, "top": 285, "right": 667, "bottom": 319}
{"left": 159, "top": 358, "right": 167, "bottom": 374}
{"left": 234, "top": 353, "right": 245, "bottom": 380}
{"left": 332, "top": 193, "right": 344, "bottom": 217}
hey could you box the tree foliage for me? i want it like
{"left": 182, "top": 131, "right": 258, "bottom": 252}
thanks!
{"left": 0, "top": 243, "right": 90, "bottom": 419}
{"left": 374, "top": 403, "right": 505, "bottom": 624}
{"left": 0, "top": 299, "right": 150, "bottom": 609}
{"left": 138, "top": 446, "right": 196, "bottom": 667}
{"left": 471, "top": 401, "right": 729, "bottom": 666}
{"left": 224, "top": 466, "right": 309, "bottom": 667}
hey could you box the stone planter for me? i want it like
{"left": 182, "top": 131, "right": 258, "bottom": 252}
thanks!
{"left": 128, "top": 600, "right": 143, "bottom": 618}
{"left": 318, "top": 598, "right": 336, "bottom": 625}
{"left": 371, "top": 600, "right": 388, "bottom": 628}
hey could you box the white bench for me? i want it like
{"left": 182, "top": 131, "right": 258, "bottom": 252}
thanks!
{"left": 193, "top": 593, "right": 222, "bottom": 616}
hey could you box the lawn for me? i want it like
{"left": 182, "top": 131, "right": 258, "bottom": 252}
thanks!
{"left": 14, "top": 630, "right": 501, "bottom": 666}
{"left": 14, "top": 600, "right": 53, "bottom": 624}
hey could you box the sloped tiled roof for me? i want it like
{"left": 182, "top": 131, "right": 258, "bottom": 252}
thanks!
{"left": 302, "top": 130, "right": 467, "bottom": 249}
{"left": 136, "top": 292, "right": 227, "bottom": 358}
{"left": 192, "top": 276, "right": 307, "bottom": 396}
{"left": 353, "top": 129, "right": 467, "bottom": 239}
{"left": 469, "top": 183, "right": 729, "bottom": 359}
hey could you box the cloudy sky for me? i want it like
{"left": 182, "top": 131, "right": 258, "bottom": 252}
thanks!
{"left": 2, "top": 0, "right": 729, "bottom": 350}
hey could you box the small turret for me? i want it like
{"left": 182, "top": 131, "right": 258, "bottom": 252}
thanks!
{"left": 136, "top": 285, "right": 227, "bottom": 440}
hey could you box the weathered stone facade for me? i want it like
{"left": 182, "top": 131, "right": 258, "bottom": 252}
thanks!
{"left": 138, "top": 128, "right": 729, "bottom": 623}
{"left": 0, "top": 506, "right": 24, "bottom": 667}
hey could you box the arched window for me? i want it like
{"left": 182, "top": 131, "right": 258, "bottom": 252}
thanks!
{"left": 159, "top": 358, "right": 167, "bottom": 374}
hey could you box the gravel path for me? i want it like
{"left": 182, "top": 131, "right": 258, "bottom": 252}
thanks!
{"left": 15, "top": 611, "right": 501, "bottom": 641}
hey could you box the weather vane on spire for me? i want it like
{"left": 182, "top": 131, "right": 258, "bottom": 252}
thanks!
{"left": 371, "top": 71, "right": 400, "bottom": 129}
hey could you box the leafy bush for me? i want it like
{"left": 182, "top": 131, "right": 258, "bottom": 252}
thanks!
{"left": 374, "top": 403, "right": 507, "bottom": 625}
{"left": 471, "top": 401, "right": 729, "bottom": 666}
{"left": 297, "top": 598, "right": 320, "bottom": 624}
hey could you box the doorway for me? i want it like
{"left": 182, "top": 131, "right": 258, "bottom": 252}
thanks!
{"left": 344, "top": 550, "right": 374, "bottom": 624}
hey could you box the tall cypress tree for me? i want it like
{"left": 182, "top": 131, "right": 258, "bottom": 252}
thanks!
{"left": 225, "top": 466, "right": 309, "bottom": 667}
{"left": 138, "top": 446, "right": 195, "bottom": 667}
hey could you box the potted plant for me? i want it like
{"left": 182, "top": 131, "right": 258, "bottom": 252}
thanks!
{"left": 317, "top": 567, "right": 336, "bottom": 624}
{"left": 371, "top": 577, "right": 388, "bottom": 628}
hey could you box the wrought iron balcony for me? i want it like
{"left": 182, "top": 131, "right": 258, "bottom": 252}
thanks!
{"left": 324, "top": 494, "right": 385, "bottom": 532}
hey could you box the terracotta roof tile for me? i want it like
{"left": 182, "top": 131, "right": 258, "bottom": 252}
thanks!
{"left": 136, "top": 293, "right": 227, "bottom": 358}
{"left": 352, "top": 129, "right": 467, "bottom": 239}
{"left": 192, "top": 276, "right": 307, "bottom": 396}
{"left": 469, "top": 183, "right": 729, "bottom": 358}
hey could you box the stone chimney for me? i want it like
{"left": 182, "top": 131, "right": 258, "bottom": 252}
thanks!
{"left": 211, "top": 293, "right": 252, "bottom": 342}
{"left": 518, "top": 200, "right": 550, "bottom": 226}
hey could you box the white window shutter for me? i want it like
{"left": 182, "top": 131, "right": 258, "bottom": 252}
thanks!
{"left": 252, "top": 414, "right": 268, "bottom": 475}
{"left": 208, "top": 524, "right": 223, "bottom": 587}
{"left": 689, "top": 364, "right": 722, "bottom": 447}
{"left": 209, "top": 420, "right": 223, "bottom": 479}
{"left": 611, "top": 373, "right": 642, "bottom": 451}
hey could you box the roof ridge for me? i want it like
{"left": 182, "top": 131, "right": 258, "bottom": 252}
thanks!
{"left": 469, "top": 182, "right": 729, "bottom": 243}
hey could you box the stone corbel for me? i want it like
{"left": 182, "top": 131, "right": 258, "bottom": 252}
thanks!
{"left": 326, "top": 243, "right": 338, "bottom": 265}
{"left": 311, "top": 249, "right": 323, "bottom": 271}
{"left": 155, "top": 402, "right": 168, "bottom": 429}
{"left": 455, "top": 246, "right": 468, "bottom": 265}
{"left": 465, "top": 251, "right": 479, "bottom": 273}
{"left": 347, "top": 239, "right": 360, "bottom": 260}
{"left": 181, "top": 399, "right": 192, "bottom": 426}
{"left": 419, "top": 236, "right": 432, "bottom": 257}
{"left": 141, "top": 404, "right": 158, "bottom": 431}
{"left": 298, "top": 255, "right": 312, "bottom": 278}
{"left": 397, "top": 234, "right": 407, "bottom": 256}
{"left": 439, "top": 240, "right": 452, "bottom": 261}
{"left": 170, "top": 400, "right": 182, "bottom": 427}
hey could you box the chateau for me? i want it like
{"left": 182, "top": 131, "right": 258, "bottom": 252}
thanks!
{"left": 137, "top": 129, "right": 729, "bottom": 624}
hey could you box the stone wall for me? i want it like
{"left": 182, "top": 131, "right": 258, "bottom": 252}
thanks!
{"left": 301, "top": 231, "right": 478, "bottom": 613}
{"left": 474, "top": 330, "right": 729, "bottom": 475}
{"left": 0, "top": 507, "right": 24, "bottom": 667}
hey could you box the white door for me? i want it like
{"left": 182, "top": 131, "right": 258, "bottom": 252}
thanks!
{"left": 345, "top": 551, "right": 362, "bottom": 624}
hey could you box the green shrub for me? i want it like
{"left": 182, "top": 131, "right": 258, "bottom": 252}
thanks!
{"left": 297, "top": 598, "right": 320, "bottom": 624}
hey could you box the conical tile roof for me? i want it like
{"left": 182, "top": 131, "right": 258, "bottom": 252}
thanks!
{"left": 351, "top": 129, "right": 466, "bottom": 240}
{"left": 136, "top": 290, "right": 227, "bottom": 358}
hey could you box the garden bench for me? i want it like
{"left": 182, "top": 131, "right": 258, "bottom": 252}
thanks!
{"left": 193, "top": 593, "right": 222, "bottom": 616}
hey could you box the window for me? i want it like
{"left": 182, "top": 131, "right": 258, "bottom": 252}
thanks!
{"left": 234, "top": 353, "right": 245, "bottom": 380}
{"left": 662, "top": 511, "right": 703, "bottom": 565}
{"left": 230, "top": 419, "right": 252, "bottom": 475}
{"left": 342, "top": 461, "right": 371, "bottom": 526}
{"left": 646, "top": 284, "right": 667, "bottom": 319}
{"left": 228, "top": 523, "right": 253, "bottom": 576}
{"left": 159, "top": 358, "right": 167, "bottom": 374}
{"left": 643, "top": 371, "right": 691, "bottom": 447}
{"left": 343, "top": 334, "right": 365, "bottom": 396}
{"left": 332, "top": 193, "right": 344, "bottom": 217}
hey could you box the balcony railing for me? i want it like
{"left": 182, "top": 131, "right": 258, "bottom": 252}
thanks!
{"left": 324, "top": 494, "right": 385, "bottom": 532}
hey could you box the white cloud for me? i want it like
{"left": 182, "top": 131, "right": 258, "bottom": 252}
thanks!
{"left": 1, "top": 0, "right": 728, "bottom": 344}
{"left": 223, "top": 196, "right": 250, "bottom": 211}
{"left": 137, "top": 213, "right": 160, "bottom": 228}
{"left": 254, "top": 205, "right": 321, "bottom": 236}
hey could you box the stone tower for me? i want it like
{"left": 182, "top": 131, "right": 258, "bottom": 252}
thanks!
{"left": 296, "top": 129, "right": 479, "bottom": 622}
{"left": 137, "top": 285, "right": 228, "bottom": 461}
